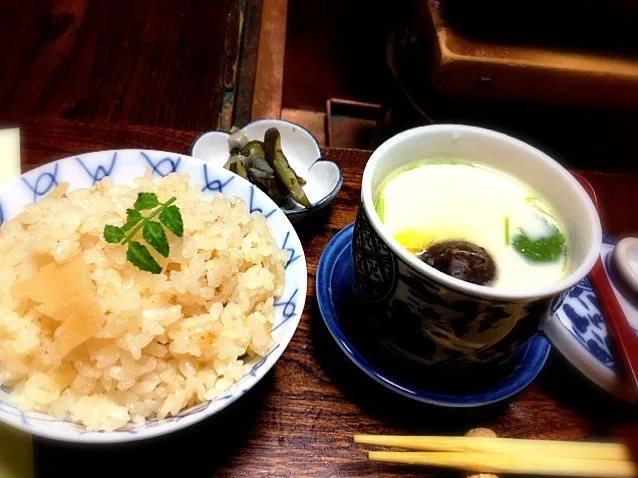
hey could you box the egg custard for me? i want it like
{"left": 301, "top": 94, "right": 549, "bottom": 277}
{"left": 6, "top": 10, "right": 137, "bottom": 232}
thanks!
{"left": 375, "top": 160, "right": 568, "bottom": 289}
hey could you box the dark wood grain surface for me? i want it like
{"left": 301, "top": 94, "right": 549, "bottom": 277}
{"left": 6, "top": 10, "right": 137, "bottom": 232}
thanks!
{"left": 11, "top": 117, "right": 638, "bottom": 477}
{"left": 0, "top": 0, "right": 243, "bottom": 131}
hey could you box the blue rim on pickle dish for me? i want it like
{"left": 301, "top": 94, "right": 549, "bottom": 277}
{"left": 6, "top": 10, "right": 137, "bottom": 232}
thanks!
{"left": 316, "top": 223, "right": 552, "bottom": 407}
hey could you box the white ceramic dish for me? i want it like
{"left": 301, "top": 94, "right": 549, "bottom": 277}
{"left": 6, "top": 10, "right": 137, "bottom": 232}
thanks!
{"left": 191, "top": 119, "right": 343, "bottom": 223}
{"left": 544, "top": 234, "right": 638, "bottom": 403}
{"left": 613, "top": 237, "right": 638, "bottom": 296}
{"left": 360, "top": 124, "right": 602, "bottom": 303}
{"left": 0, "top": 149, "right": 307, "bottom": 443}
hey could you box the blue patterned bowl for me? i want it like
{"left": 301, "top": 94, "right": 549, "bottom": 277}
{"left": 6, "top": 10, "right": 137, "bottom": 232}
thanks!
{"left": 0, "top": 149, "right": 307, "bottom": 443}
{"left": 318, "top": 223, "right": 552, "bottom": 406}
{"left": 352, "top": 125, "right": 602, "bottom": 377}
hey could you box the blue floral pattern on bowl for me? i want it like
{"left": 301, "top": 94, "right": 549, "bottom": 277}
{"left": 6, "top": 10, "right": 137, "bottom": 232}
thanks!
{"left": 545, "top": 234, "right": 638, "bottom": 402}
{"left": 352, "top": 206, "right": 548, "bottom": 370}
{"left": 0, "top": 149, "right": 307, "bottom": 443}
{"left": 559, "top": 277, "right": 615, "bottom": 369}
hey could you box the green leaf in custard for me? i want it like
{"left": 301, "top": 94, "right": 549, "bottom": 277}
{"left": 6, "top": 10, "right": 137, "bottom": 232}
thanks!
{"left": 511, "top": 224, "right": 566, "bottom": 263}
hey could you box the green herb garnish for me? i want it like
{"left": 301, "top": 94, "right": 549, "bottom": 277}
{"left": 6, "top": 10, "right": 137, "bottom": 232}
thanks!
{"left": 103, "top": 193, "right": 183, "bottom": 274}
{"left": 159, "top": 206, "right": 184, "bottom": 237}
{"left": 511, "top": 223, "right": 566, "bottom": 263}
{"left": 122, "top": 209, "right": 143, "bottom": 232}
{"left": 504, "top": 216, "right": 510, "bottom": 245}
{"left": 127, "top": 240, "right": 163, "bottom": 274}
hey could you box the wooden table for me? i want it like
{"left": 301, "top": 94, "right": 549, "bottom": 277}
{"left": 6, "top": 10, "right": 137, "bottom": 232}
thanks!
{"left": 11, "top": 117, "right": 638, "bottom": 477}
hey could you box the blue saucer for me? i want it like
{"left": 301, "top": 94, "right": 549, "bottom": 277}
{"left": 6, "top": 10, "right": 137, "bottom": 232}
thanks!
{"left": 316, "top": 223, "right": 552, "bottom": 407}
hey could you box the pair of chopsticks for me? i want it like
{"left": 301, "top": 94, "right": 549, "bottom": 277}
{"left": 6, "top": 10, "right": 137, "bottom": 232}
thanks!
{"left": 354, "top": 434, "right": 637, "bottom": 477}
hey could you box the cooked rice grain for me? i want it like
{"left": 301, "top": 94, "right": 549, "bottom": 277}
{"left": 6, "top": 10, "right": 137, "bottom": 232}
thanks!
{"left": 0, "top": 171, "right": 288, "bottom": 431}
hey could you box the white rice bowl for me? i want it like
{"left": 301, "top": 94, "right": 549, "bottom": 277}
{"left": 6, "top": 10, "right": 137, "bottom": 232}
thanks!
{"left": 0, "top": 150, "right": 307, "bottom": 443}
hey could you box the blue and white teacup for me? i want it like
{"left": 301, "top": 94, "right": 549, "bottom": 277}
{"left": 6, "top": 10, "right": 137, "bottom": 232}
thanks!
{"left": 352, "top": 124, "right": 602, "bottom": 376}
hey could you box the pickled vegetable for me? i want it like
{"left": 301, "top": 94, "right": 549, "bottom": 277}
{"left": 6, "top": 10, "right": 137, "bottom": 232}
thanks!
{"left": 224, "top": 155, "right": 248, "bottom": 180}
{"left": 13, "top": 254, "right": 103, "bottom": 358}
{"left": 248, "top": 168, "right": 285, "bottom": 204}
{"left": 228, "top": 128, "right": 249, "bottom": 152}
{"left": 223, "top": 127, "right": 312, "bottom": 209}
{"left": 264, "top": 128, "right": 312, "bottom": 208}
{"left": 246, "top": 140, "right": 266, "bottom": 160}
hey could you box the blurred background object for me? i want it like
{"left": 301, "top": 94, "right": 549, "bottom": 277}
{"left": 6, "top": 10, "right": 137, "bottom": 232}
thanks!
{"left": 4, "top": 0, "right": 638, "bottom": 172}
{"left": 255, "top": 0, "right": 638, "bottom": 172}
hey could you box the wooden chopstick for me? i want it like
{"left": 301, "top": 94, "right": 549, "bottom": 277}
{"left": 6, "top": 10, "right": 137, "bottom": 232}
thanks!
{"left": 367, "top": 451, "right": 637, "bottom": 477}
{"left": 354, "top": 434, "right": 631, "bottom": 461}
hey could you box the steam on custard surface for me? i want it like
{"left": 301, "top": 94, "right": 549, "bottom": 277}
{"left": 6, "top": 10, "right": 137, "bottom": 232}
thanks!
{"left": 375, "top": 160, "right": 568, "bottom": 290}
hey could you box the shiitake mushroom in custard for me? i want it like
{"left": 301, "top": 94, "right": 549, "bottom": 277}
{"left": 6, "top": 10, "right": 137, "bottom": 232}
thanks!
{"left": 418, "top": 240, "right": 496, "bottom": 286}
